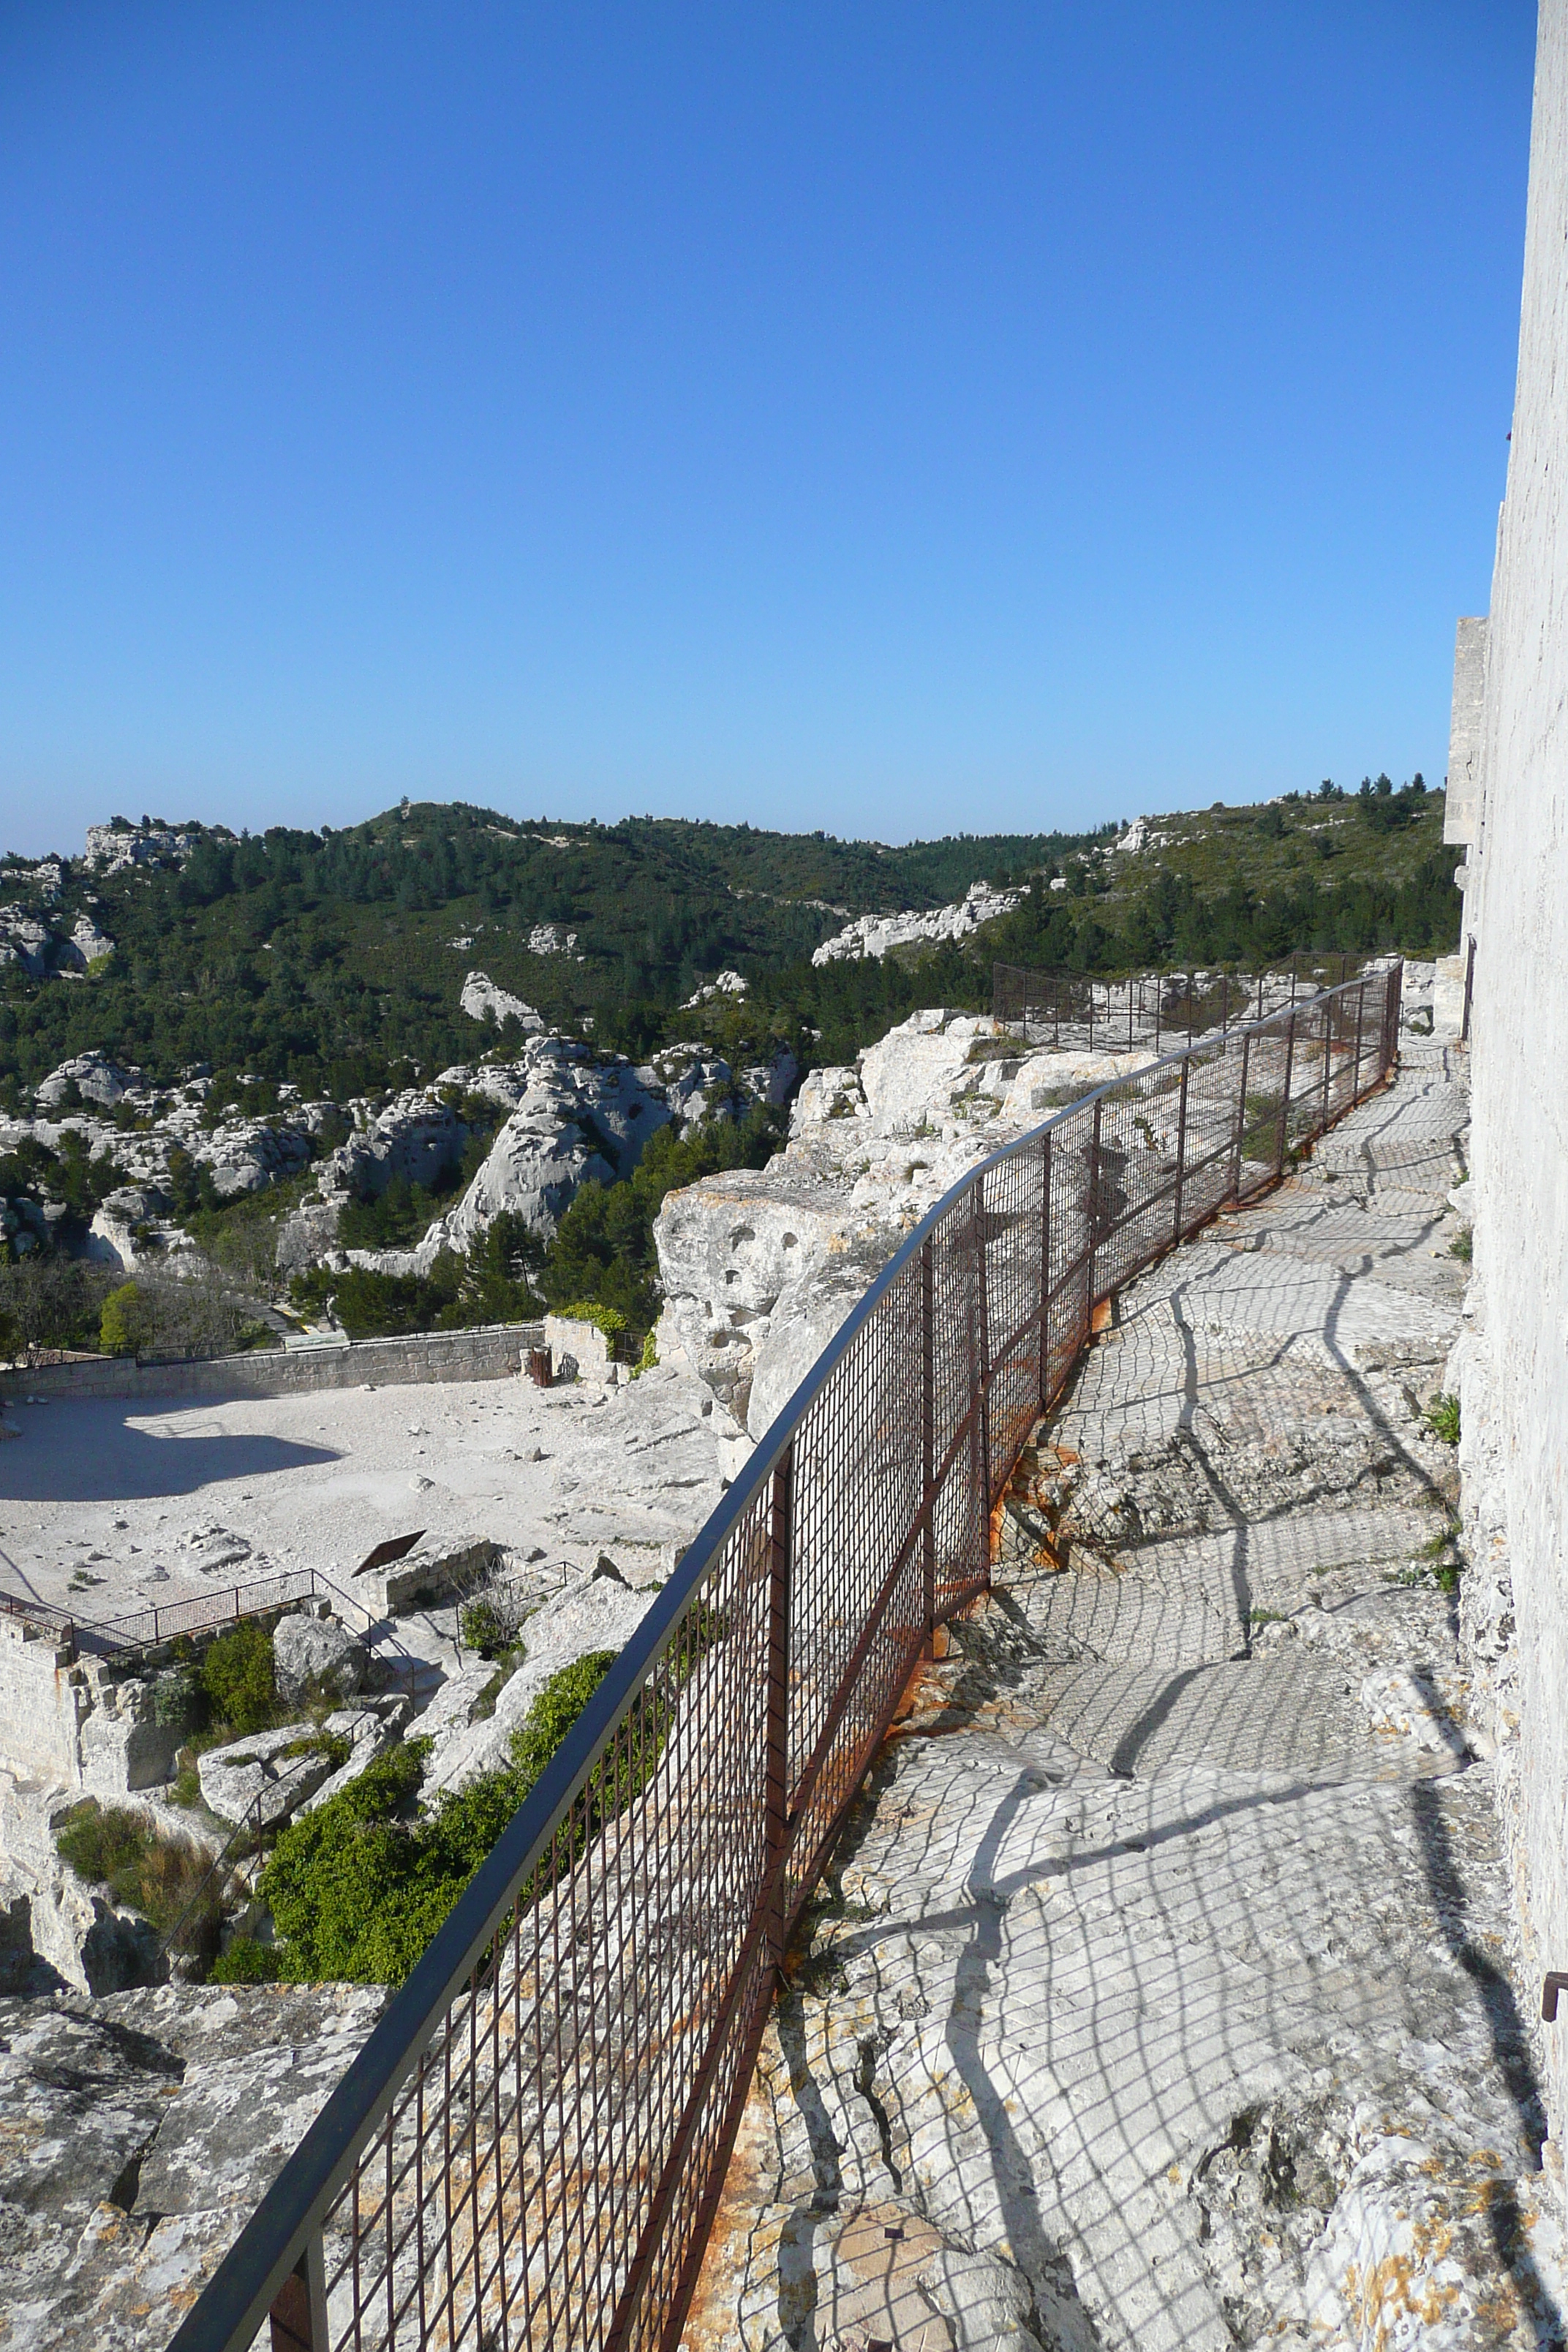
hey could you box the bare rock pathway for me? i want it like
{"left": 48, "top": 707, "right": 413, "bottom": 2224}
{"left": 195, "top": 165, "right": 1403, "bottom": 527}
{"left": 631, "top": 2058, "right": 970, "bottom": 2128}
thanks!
{"left": 686, "top": 1044, "right": 1567, "bottom": 2352}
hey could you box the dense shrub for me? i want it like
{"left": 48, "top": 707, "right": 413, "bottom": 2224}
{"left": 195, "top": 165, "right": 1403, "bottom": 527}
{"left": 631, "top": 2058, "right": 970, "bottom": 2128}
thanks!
{"left": 260, "top": 1651, "right": 626, "bottom": 1985}
{"left": 54, "top": 1801, "right": 217, "bottom": 1935}
{"left": 208, "top": 1932, "right": 285, "bottom": 1984}
{"left": 199, "top": 1621, "right": 277, "bottom": 1736}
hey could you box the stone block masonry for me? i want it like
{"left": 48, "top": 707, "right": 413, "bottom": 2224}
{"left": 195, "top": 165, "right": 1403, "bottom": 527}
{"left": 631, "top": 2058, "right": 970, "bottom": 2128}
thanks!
{"left": 1444, "top": 0, "right": 1568, "bottom": 2211}
{"left": 4, "top": 1319, "right": 544, "bottom": 1405}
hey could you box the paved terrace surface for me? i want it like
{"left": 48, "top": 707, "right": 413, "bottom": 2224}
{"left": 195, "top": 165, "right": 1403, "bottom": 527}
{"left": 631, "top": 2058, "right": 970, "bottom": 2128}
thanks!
{"left": 685, "top": 1044, "right": 1568, "bottom": 2352}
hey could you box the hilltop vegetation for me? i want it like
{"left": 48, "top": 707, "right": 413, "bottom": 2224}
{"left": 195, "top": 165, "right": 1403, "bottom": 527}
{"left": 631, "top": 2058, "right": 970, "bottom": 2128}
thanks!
{"left": 0, "top": 804, "right": 1107, "bottom": 1108}
{"left": 0, "top": 780, "right": 1457, "bottom": 1114}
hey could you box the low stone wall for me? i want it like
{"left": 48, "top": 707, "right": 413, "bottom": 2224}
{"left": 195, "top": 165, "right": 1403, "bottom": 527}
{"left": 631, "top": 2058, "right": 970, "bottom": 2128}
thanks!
{"left": 0, "top": 1619, "right": 89, "bottom": 1788}
{"left": 4, "top": 1322, "right": 545, "bottom": 1405}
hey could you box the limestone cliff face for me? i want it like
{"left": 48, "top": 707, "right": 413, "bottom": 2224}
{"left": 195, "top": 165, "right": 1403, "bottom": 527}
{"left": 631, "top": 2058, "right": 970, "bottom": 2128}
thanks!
{"left": 653, "top": 1009, "right": 1153, "bottom": 1440}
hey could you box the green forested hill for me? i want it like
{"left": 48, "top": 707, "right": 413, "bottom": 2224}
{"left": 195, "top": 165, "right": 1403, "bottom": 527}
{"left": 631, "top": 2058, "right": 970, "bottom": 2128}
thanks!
{"left": 0, "top": 783, "right": 1458, "bottom": 1108}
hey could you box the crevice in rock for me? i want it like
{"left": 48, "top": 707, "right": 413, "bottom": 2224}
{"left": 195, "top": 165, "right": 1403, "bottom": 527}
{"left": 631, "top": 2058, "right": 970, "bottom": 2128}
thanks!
{"left": 851, "top": 2034, "right": 903, "bottom": 2193}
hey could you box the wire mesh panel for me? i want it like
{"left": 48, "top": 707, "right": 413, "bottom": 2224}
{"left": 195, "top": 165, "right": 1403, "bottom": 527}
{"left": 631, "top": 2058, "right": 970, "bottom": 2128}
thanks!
{"left": 173, "top": 967, "right": 1401, "bottom": 2352}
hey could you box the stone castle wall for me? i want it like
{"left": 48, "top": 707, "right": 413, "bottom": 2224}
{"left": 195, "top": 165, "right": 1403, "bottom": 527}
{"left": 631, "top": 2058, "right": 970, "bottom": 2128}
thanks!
{"left": 1455, "top": 0, "right": 1568, "bottom": 2180}
{"left": 4, "top": 1321, "right": 545, "bottom": 1406}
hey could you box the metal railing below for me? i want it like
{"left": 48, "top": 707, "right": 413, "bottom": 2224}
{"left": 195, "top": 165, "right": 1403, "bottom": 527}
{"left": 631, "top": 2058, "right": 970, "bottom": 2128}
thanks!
{"left": 992, "top": 951, "right": 1371, "bottom": 1054}
{"left": 171, "top": 964, "right": 1403, "bottom": 2352}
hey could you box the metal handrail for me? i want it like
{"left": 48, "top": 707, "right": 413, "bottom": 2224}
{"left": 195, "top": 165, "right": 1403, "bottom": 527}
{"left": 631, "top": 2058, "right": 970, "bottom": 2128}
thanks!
{"left": 170, "top": 965, "right": 1401, "bottom": 2352}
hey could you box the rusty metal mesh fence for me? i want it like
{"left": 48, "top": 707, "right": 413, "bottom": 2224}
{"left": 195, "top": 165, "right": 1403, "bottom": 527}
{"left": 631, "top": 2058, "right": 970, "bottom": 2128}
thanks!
{"left": 173, "top": 968, "right": 1401, "bottom": 2352}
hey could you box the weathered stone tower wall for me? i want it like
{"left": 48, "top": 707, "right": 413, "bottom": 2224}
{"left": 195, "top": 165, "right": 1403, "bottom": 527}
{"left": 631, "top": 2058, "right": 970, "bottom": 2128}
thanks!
{"left": 1454, "top": 0, "right": 1568, "bottom": 2179}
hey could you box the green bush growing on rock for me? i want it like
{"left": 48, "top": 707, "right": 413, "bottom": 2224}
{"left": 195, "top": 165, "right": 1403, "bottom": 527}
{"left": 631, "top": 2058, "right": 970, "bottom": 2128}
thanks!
{"left": 459, "top": 1598, "right": 516, "bottom": 1660}
{"left": 208, "top": 1933, "right": 285, "bottom": 1985}
{"left": 259, "top": 1651, "right": 633, "bottom": 1986}
{"left": 1425, "top": 1392, "right": 1462, "bottom": 1447}
{"left": 198, "top": 1621, "right": 278, "bottom": 1736}
{"left": 54, "top": 1800, "right": 219, "bottom": 1936}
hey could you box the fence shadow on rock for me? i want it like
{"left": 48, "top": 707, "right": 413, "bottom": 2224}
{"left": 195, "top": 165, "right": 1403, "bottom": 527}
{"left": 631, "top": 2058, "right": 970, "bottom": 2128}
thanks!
{"left": 170, "top": 967, "right": 1402, "bottom": 2352}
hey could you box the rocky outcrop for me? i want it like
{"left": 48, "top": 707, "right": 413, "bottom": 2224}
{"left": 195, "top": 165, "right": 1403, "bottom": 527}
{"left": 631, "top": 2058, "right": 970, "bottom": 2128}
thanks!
{"left": 403, "top": 1038, "right": 674, "bottom": 1260}
{"left": 460, "top": 970, "right": 546, "bottom": 1031}
{"left": 0, "top": 908, "right": 56, "bottom": 978}
{"left": 655, "top": 1009, "right": 1151, "bottom": 1436}
{"left": 36, "top": 1052, "right": 144, "bottom": 1109}
{"left": 0, "top": 1980, "right": 382, "bottom": 2348}
{"left": 83, "top": 821, "right": 208, "bottom": 872}
{"left": 422, "top": 1563, "right": 664, "bottom": 1795}
{"left": 810, "top": 881, "right": 1022, "bottom": 965}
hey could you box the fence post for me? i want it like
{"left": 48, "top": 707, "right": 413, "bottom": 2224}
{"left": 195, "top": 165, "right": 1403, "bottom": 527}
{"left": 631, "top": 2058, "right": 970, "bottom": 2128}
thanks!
{"left": 1319, "top": 998, "right": 1333, "bottom": 1131}
{"left": 1275, "top": 1011, "right": 1297, "bottom": 1178}
{"left": 1221, "top": 973, "right": 1229, "bottom": 1039}
{"left": 1350, "top": 979, "right": 1367, "bottom": 1100}
{"left": 973, "top": 1177, "right": 992, "bottom": 1551}
{"left": 1085, "top": 1096, "right": 1104, "bottom": 1327}
{"left": 1172, "top": 1056, "right": 1191, "bottom": 1241}
{"left": 1230, "top": 1028, "right": 1252, "bottom": 1197}
{"left": 1038, "top": 1131, "right": 1053, "bottom": 1412}
{"left": 921, "top": 1237, "right": 936, "bottom": 1646}
{"left": 764, "top": 1439, "right": 794, "bottom": 1971}
{"left": 268, "top": 2234, "right": 328, "bottom": 2351}
{"left": 1154, "top": 976, "right": 1161, "bottom": 1055}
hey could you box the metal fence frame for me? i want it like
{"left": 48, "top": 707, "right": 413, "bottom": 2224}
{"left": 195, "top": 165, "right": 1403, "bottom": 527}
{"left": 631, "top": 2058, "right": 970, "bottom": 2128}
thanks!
{"left": 0, "top": 1565, "right": 362, "bottom": 1663}
{"left": 992, "top": 951, "right": 1368, "bottom": 1053}
{"left": 171, "top": 967, "right": 1401, "bottom": 2352}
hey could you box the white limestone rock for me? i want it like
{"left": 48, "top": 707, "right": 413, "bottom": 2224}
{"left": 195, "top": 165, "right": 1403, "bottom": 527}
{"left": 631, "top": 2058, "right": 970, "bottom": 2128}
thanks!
{"left": 0, "top": 1980, "right": 383, "bottom": 2348}
{"left": 412, "top": 1039, "right": 671, "bottom": 1257}
{"left": 654, "top": 1009, "right": 1150, "bottom": 1431}
{"left": 271, "top": 1611, "right": 365, "bottom": 1705}
{"left": 37, "top": 1052, "right": 143, "bottom": 1109}
{"left": 0, "top": 907, "right": 58, "bottom": 978}
{"left": 83, "top": 821, "right": 206, "bottom": 872}
{"left": 810, "top": 881, "right": 1022, "bottom": 965}
{"left": 195, "top": 1721, "right": 347, "bottom": 1827}
{"left": 460, "top": 970, "right": 546, "bottom": 1032}
{"left": 423, "top": 1569, "right": 663, "bottom": 1795}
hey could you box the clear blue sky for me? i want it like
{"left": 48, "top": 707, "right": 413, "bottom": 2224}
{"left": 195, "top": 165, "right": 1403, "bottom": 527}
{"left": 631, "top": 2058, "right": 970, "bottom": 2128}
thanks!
{"left": 0, "top": 1, "right": 1537, "bottom": 856}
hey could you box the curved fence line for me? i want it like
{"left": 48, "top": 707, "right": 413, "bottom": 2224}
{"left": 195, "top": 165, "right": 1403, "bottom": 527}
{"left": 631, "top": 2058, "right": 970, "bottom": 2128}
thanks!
{"left": 171, "top": 965, "right": 1402, "bottom": 2352}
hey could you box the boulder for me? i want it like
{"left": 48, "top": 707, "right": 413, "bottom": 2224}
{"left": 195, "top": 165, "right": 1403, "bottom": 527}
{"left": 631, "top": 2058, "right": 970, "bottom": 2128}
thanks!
{"left": 36, "top": 1052, "right": 143, "bottom": 1109}
{"left": 271, "top": 1611, "right": 364, "bottom": 1705}
{"left": 195, "top": 1722, "right": 341, "bottom": 1828}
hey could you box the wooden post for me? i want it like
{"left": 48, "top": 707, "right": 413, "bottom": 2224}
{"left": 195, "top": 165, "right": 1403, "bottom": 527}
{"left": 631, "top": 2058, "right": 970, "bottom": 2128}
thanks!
{"left": 269, "top": 2239, "right": 328, "bottom": 2352}
{"left": 1230, "top": 1028, "right": 1252, "bottom": 1197}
